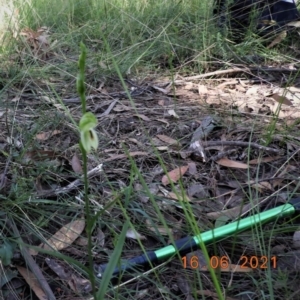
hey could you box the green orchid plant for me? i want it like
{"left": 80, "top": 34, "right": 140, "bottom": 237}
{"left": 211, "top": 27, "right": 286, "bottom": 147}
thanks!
{"left": 76, "top": 42, "right": 98, "bottom": 298}
{"left": 77, "top": 42, "right": 99, "bottom": 152}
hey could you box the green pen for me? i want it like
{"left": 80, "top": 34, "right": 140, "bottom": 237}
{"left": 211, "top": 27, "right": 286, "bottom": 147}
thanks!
{"left": 97, "top": 197, "right": 300, "bottom": 277}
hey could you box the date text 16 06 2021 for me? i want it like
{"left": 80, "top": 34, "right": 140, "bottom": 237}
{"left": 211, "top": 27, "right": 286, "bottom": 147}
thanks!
{"left": 181, "top": 256, "right": 277, "bottom": 269}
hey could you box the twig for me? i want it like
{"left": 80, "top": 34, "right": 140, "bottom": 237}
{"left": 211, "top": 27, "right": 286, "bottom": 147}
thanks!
{"left": 202, "top": 141, "right": 283, "bottom": 154}
{"left": 36, "top": 164, "right": 103, "bottom": 198}
{"left": 176, "top": 67, "right": 251, "bottom": 81}
{"left": 209, "top": 149, "right": 238, "bottom": 161}
{"left": 98, "top": 99, "right": 118, "bottom": 117}
{"left": 63, "top": 94, "right": 107, "bottom": 104}
{"left": 170, "top": 67, "right": 298, "bottom": 84}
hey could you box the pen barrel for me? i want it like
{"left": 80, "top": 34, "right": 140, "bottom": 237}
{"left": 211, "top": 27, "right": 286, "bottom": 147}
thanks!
{"left": 193, "top": 202, "right": 296, "bottom": 246}
{"left": 97, "top": 199, "right": 300, "bottom": 278}
{"left": 155, "top": 202, "right": 297, "bottom": 260}
{"left": 97, "top": 251, "right": 157, "bottom": 277}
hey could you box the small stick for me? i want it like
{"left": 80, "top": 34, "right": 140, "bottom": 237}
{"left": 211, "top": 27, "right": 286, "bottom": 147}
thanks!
{"left": 36, "top": 164, "right": 103, "bottom": 198}
{"left": 202, "top": 141, "right": 283, "bottom": 154}
{"left": 169, "top": 67, "right": 298, "bottom": 84}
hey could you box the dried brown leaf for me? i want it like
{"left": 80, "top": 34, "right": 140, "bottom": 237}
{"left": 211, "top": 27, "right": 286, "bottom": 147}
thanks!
{"left": 269, "top": 93, "right": 293, "bottom": 106}
{"left": 248, "top": 156, "right": 281, "bottom": 164}
{"left": 45, "top": 258, "right": 69, "bottom": 280}
{"left": 69, "top": 273, "right": 92, "bottom": 293}
{"left": 17, "top": 266, "right": 47, "bottom": 300}
{"left": 71, "top": 153, "right": 82, "bottom": 174}
{"left": 75, "top": 237, "right": 88, "bottom": 246}
{"left": 30, "top": 219, "right": 85, "bottom": 255}
{"left": 45, "top": 258, "right": 91, "bottom": 293}
{"left": 167, "top": 191, "right": 191, "bottom": 202}
{"left": 268, "top": 102, "right": 300, "bottom": 119}
{"left": 134, "top": 114, "right": 151, "bottom": 121}
{"left": 216, "top": 158, "right": 249, "bottom": 169}
{"left": 248, "top": 180, "right": 273, "bottom": 191}
{"left": 162, "top": 165, "right": 189, "bottom": 186}
{"left": 156, "top": 134, "right": 181, "bottom": 147}
{"left": 267, "top": 30, "right": 287, "bottom": 48}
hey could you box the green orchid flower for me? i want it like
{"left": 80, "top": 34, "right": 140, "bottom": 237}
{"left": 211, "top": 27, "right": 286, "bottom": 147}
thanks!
{"left": 79, "top": 112, "right": 99, "bottom": 153}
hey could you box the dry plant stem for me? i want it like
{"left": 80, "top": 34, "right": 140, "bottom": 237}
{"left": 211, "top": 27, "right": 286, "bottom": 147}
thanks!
{"left": 63, "top": 94, "right": 113, "bottom": 104}
{"left": 181, "top": 67, "right": 251, "bottom": 80}
{"left": 35, "top": 164, "right": 103, "bottom": 197}
{"left": 7, "top": 219, "right": 56, "bottom": 300}
{"left": 97, "top": 99, "right": 118, "bottom": 117}
{"left": 203, "top": 141, "right": 282, "bottom": 154}
{"left": 171, "top": 67, "right": 298, "bottom": 83}
{"left": 209, "top": 149, "right": 237, "bottom": 161}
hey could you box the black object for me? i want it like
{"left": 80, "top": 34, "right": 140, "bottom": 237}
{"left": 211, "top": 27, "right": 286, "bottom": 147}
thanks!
{"left": 214, "top": 0, "right": 300, "bottom": 36}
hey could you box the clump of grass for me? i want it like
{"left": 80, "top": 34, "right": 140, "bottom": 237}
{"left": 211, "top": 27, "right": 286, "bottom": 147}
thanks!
{"left": 1, "top": 0, "right": 216, "bottom": 74}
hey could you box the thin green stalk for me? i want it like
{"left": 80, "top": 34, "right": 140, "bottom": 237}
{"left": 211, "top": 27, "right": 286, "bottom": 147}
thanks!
{"left": 80, "top": 142, "right": 96, "bottom": 297}
{"left": 77, "top": 43, "right": 87, "bottom": 115}
{"left": 77, "top": 42, "right": 98, "bottom": 298}
{"left": 96, "top": 221, "right": 129, "bottom": 300}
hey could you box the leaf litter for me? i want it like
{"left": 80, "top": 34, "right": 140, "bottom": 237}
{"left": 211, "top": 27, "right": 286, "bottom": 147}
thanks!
{"left": 2, "top": 58, "right": 300, "bottom": 299}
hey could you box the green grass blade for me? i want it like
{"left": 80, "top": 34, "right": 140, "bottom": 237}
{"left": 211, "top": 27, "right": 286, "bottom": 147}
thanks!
{"left": 96, "top": 220, "right": 129, "bottom": 300}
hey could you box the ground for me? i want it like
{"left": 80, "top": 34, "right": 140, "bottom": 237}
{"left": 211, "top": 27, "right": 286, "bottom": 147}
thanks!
{"left": 2, "top": 7, "right": 300, "bottom": 300}
{"left": 2, "top": 57, "right": 300, "bottom": 299}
